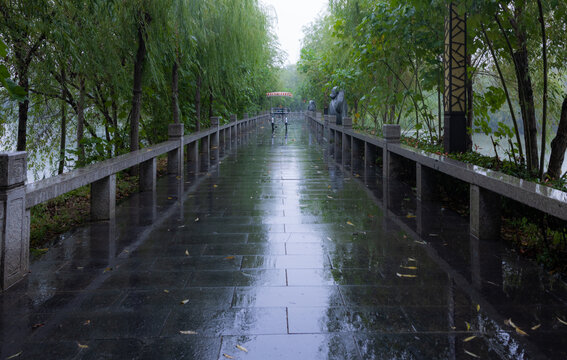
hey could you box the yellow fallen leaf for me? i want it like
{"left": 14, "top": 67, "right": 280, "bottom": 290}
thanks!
{"left": 194, "top": 218, "right": 199, "bottom": 222}
{"left": 346, "top": 221, "right": 354, "bottom": 226}
{"left": 531, "top": 324, "right": 541, "bottom": 331}
{"left": 6, "top": 351, "right": 22, "bottom": 359}
{"left": 477, "top": 304, "right": 480, "bottom": 312}
{"left": 400, "top": 266, "right": 417, "bottom": 270}
{"left": 77, "top": 343, "right": 89, "bottom": 349}
{"left": 223, "top": 354, "right": 234, "bottom": 359}
{"left": 465, "top": 322, "right": 471, "bottom": 331}
{"left": 236, "top": 345, "right": 248, "bottom": 352}
{"left": 213, "top": 184, "right": 218, "bottom": 188}
{"left": 506, "top": 318, "right": 518, "bottom": 329}
{"left": 464, "top": 350, "right": 480, "bottom": 358}
{"left": 179, "top": 330, "right": 198, "bottom": 335}
{"left": 396, "top": 273, "right": 417, "bottom": 278}
{"left": 516, "top": 327, "right": 528, "bottom": 336}
{"left": 406, "top": 214, "right": 416, "bottom": 218}
{"left": 168, "top": 197, "right": 173, "bottom": 200}
{"left": 327, "top": 195, "right": 333, "bottom": 199}
{"left": 185, "top": 250, "right": 190, "bottom": 256}
{"left": 463, "top": 335, "right": 476, "bottom": 342}
{"left": 164, "top": 289, "right": 169, "bottom": 293}
{"left": 103, "top": 267, "right": 112, "bottom": 273}
{"left": 224, "top": 256, "right": 235, "bottom": 260}
{"left": 557, "top": 317, "right": 567, "bottom": 326}
{"left": 83, "top": 320, "right": 91, "bottom": 326}
{"left": 414, "top": 240, "right": 427, "bottom": 245}
{"left": 408, "top": 257, "right": 416, "bottom": 262}
{"left": 180, "top": 299, "right": 189, "bottom": 305}
{"left": 327, "top": 185, "right": 331, "bottom": 189}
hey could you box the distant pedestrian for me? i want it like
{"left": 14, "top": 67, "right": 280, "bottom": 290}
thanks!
{"left": 271, "top": 116, "right": 275, "bottom": 133}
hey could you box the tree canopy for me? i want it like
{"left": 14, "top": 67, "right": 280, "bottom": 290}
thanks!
{"left": 297, "top": 0, "right": 567, "bottom": 179}
{"left": 0, "top": 0, "right": 280, "bottom": 176}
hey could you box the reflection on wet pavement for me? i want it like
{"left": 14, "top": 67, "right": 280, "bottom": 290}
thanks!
{"left": 1, "top": 116, "right": 566, "bottom": 359}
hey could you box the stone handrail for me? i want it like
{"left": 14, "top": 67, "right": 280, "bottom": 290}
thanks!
{"left": 0, "top": 113, "right": 269, "bottom": 290}
{"left": 305, "top": 111, "right": 566, "bottom": 238}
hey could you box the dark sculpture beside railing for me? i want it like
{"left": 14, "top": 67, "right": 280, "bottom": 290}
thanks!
{"left": 307, "top": 100, "right": 316, "bottom": 112}
{"left": 329, "top": 86, "right": 347, "bottom": 125}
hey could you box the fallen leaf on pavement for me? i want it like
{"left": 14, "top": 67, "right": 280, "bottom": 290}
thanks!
{"left": 180, "top": 299, "right": 189, "bottom": 305}
{"left": 236, "top": 345, "right": 248, "bottom": 352}
{"left": 7, "top": 352, "right": 22, "bottom": 359}
{"left": 464, "top": 350, "right": 480, "bottom": 358}
{"left": 179, "top": 330, "right": 198, "bottom": 335}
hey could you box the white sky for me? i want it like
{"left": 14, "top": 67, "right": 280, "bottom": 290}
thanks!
{"left": 261, "top": 0, "right": 328, "bottom": 65}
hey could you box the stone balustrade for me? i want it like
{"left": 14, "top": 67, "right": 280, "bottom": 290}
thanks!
{"left": 306, "top": 112, "right": 567, "bottom": 242}
{"left": 0, "top": 114, "right": 267, "bottom": 290}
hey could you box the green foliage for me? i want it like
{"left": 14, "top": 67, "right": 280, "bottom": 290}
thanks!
{"left": 0, "top": 0, "right": 279, "bottom": 177}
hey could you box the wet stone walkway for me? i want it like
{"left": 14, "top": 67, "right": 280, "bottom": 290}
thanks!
{"left": 2, "top": 116, "right": 567, "bottom": 359}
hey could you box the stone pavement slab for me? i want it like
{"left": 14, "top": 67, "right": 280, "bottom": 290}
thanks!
{"left": 1, "top": 116, "right": 566, "bottom": 359}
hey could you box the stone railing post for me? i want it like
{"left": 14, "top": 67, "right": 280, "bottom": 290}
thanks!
{"left": 210, "top": 117, "right": 220, "bottom": 148}
{"left": 383, "top": 124, "right": 401, "bottom": 178}
{"left": 230, "top": 114, "right": 237, "bottom": 145}
{"left": 243, "top": 113, "right": 249, "bottom": 132}
{"left": 0, "top": 152, "right": 29, "bottom": 290}
{"left": 139, "top": 158, "right": 156, "bottom": 192}
{"left": 91, "top": 174, "right": 116, "bottom": 221}
{"left": 167, "top": 123, "right": 184, "bottom": 175}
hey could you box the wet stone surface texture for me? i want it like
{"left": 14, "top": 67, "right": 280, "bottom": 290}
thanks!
{"left": 1, "top": 116, "right": 567, "bottom": 359}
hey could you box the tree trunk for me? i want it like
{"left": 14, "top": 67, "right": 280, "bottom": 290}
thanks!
{"left": 77, "top": 76, "right": 85, "bottom": 164}
{"left": 171, "top": 61, "right": 179, "bottom": 124}
{"left": 481, "top": 23, "right": 524, "bottom": 164}
{"left": 195, "top": 73, "right": 201, "bottom": 132}
{"left": 16, "top": 72, "right": 29, "bottom": 151}
{"left": 537, "top": 0, "right": 548, "bottom": 180}
{"left": 59, "top": 99, "right": 67, "bottom": 174}
{"left": 547, "top": 96, "right": 567, "bottom": 179}
{"left": 208, "top": 86, "right": 214, "bottom": 120}
{"left": 465, "top": 54, "right": 473, "bottom": 152}
{"left": 130, "top": 20, "right": 147, "bottom": 152}
{"left": 513, "top": 47, "right": 539, "bottom": 173}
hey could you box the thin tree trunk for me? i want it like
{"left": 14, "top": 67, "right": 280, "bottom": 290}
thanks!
{"left": 537, "top": 0, "right": 548, "bottom": 180}
{"left": 130, "top": 19, "right": 147, "bottom": 153}
{"left": 466, "top": 53, "right": 473, "bottom": 152}
{"left": 59, "top": 84, "right": 67, "bottom": 175}
{"left": 513, "top": 47, "right": 539, "bottom": 173}
{"left": 77, "top": 76, "right": 85, "bottom": 164}
{"left": 438, "top": 77, "right": 442, "bottom": 142}
{"left": 195, "top": 73, "right": 201, "bottom": 132}
{"left": 208, "top": 86, "right": 214, "bottom": 120}
{"left": 16, "top": 72, "right": 29, "bottom": 151}
{"left": 497, "top": 11, "right": 539, "bottom": 172}
{"left": 171, "top": 61, "right": 179, "bottom": 124}
{"left": 547, "top": 96, "right": 567, "bottom": 179}
{"left": 481, "top": 23, "right": 524, "bottom": 164}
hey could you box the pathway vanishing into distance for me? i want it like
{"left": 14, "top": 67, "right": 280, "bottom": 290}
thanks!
{"left": 1, "top": 116, "right": 567, "bottom": 359}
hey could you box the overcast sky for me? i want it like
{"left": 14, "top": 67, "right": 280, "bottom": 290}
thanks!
{"left": 261, "top": 0, "right": 328, "bottom": 65}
